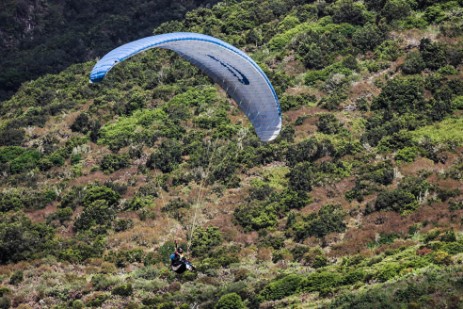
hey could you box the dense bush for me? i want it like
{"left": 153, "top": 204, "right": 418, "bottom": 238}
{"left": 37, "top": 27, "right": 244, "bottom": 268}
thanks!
{"left": 381, "top": 0, "right": 414, "bottom": 21}
{"left": 259, "top": 274, "right": 304, "bottom": 301}
{"left": 317, "top": 114, "right": 343, "bottom": 134}
{"left": 0, "top": 128, "right": 25, "bottom": 146}
{"left": 0, "top": 212, "right": 54, "bottom": 263}
{"left": 191, "top": 226, "right": 223, "bottom": 257}
{"left": 112, "top": 283, "right": 133, "bottom": 296}
{"left": 402, "top": 51, "right": 426, "bottom": 74}
{"left": 0, "top": 147, "right": 42, "bottom": 174}
{"left": 234, "top": 201, "right": 278, "bottom": 231}
{"left": 82, "top": 185, "right": 120, "bottom": 208}
{"left": 368, "top": 190, "right": 418, "bottom": 214}
{"left": 332, "top": 0, "right": 366, "bottom": 25}
{"left": 345, "top": 161, "right": 394, "bottom": 202}
{"left": 372, "top": 77, "right": 425, "bottom": 114}
{"left": 288, "top": 162, "right": 315, "bottom": 192}
{"left": 74, "top": 200, "right": 116, "bottom": 232}
{"left": 100, "top": 153, "right": 130, "bottom": 173}
{"left": 286, "top": 138, "right": 333, "bottom": 166}
{"left": 9, "top": 270, "right": 23, "bottom": 285}
{"left": 146, "top": 139, "right": 183, "bottom": 173}
{"left": 215, "top": 293, "right": 246, "bottom": 309}
{"left": 58, "top": 232, "right": 106, "bottom": 263}
{"left": 365, "top": 177, "right": 429, "bottom": 213}
{"left": 0, "top": 189, "right": 56, "bottom": 212}
{"left": 352, "top": 25, "right": 384, "bottom": 51}
{"left": 289, "top": 204, "right": 346, "bottom": 241}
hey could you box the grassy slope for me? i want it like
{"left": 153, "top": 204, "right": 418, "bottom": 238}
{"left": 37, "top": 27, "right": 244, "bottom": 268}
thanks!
{"left": 0, "top": 0, "right": 463, "bottom": 308}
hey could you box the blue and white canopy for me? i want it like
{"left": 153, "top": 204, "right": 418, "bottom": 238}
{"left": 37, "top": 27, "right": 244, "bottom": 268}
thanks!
{"left": 90, "top": 32, "right": 282, "bottom": 142}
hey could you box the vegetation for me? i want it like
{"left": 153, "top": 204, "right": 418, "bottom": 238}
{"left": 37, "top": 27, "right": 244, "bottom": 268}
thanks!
{"left": 0, "top": 0, "right": 462, "bottom": 307}
{"left": 0, "top": 0, "right": 221, "bottom": 101}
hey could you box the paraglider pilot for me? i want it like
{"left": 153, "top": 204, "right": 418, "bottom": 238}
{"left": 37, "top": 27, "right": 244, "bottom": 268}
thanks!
{"left": 170, "top": 240, "right": 194, "bottom": 273}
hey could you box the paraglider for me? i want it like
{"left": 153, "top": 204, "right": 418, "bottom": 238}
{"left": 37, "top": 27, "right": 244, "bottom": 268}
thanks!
{"left": 90, "top": 32, "right": 282, "bottom": 142}
{"left": 170, "top": 240, "right": 195, "bottom": 274}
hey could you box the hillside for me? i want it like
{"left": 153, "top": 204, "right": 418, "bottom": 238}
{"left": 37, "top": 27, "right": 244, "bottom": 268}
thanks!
{"left": 1, "top": 0, "right": 463, "bottom": 308}
{"left": 0, "top": 0, "right": 220, "bottom": 102}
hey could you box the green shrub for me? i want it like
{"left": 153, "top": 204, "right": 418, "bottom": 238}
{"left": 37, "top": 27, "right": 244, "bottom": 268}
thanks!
{"left": 72, "top": 300, "right": 84, "bottom": 309}
{"left": 332, "top": 0, "right": 366, "bottom": 25}
{"left": 402, "top": 51, "right": 426, "bottom": 74}
{"left": 395, "top": 146, "right": 419, "bottom": 163}
{"left": 352, "top": 25, "right": 384, "bottom": 51}
{"left": 279, "top": 93, "right": 316, "bottom": 111}
{"left": 85, "top": 292, "right": 110, "bottom": 307}
{"left": 259, "top": 274, "right": 304, "bottom": 301}
{"left": 0, "top": 297, "right": 11, "bottom": 309}
{"left": 0, "top": 212, "right": 54, "bottom": 263}
{"left": 452, "top": 96, "right": 463, "bottom": 110}
{"left": 302, "top": 248, "right": 328, "bottom": 268}
{"left": 106, "top": 249, "right": 145, "bottom": 267}
{"left": 302, "top": 271, "right": 344, "bottom": 293}
{"left": 47, "top": 207, "right": 73, "bottom": 225}
{"left": 419, "top": 38, "right": 447, "bottom": 70}
{"left": 431, "top": 250, "right": 452, "bottom": 265}
{"left": 9, "top": 270, "right": 23, "bottom": 285}
{"left": 375, "top": 40, "right": 401, "bottom": 61}
{"left": 191, "top": 226, "right": 223, "bottom": 257}
{"left": 381, "top": 0, "right": 414, "bottom": 21}
{"left": 71, "top": 112, "right": 100, "bottom": 141}
{"left": 286, "top": 138, "right": 333, "bottom": 167}
{"left": 375, "top": 262, "right": 403, "bottom": 282}
{"left": 58, "top": 232, "right": 106, "bottom": 263}
{"left": 112, "top": 283, "right": 133, "bottom": 296}
{"left": 0, "top": 128, "right": 25, "bottom": 146}
{"left": 74, "top": 200, "right": 116, "bottom": 232}
{"left": 372, "top": 77, "right": 425, "bottom": 114}
{"left": 8, "top": 149, "right": 41, "bottom": 174}
{"left": 124, "top": 195, "right": 152, "bottom": 211}
{"left": 0, "top": 287, "right": 10, "bottom": 297}
{"left": 343, "top": 269, "right": 367, "bottom": 284}
{"left": 317, "top": 114, "right": 343, "bottom": 134}
{"left": 114, "top": 219, "right": 134, "bottom": 232}
{"left": 82, "top": 185, "right": 120, "bottom": 208}
{"left": 289, "top": 204, "right": 346, "bottom": 241}
{"left": 0, "top": 146, "right": 26, "bottom": 163}
{"left": 234, "top": 202, "right": 278, "bottom": 231}
{"left": 91, "top": 274, "right": 116, "bottom": 291}
{"left": 146, "top": 139, "right": 182, "bottom": 173}
{"left": 369, "top": 190, "right": 418, "bottom": 214}
{"left": 100, "top": 153, "right": 130, "bottom": 173}
{"left": 215, "top": 293, "right": 247, "bottom": 309}
{"left": 288, "top": 162, "right": 315, "bottom": 192}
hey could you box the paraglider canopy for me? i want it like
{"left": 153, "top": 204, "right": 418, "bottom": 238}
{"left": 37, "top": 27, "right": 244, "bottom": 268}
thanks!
{"left": 90, "top": 32, "right": 282, "bottom": 142}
